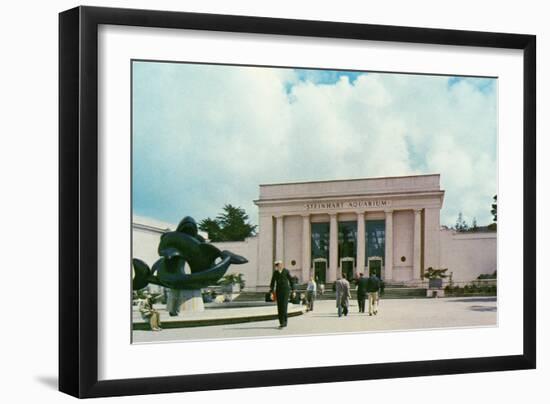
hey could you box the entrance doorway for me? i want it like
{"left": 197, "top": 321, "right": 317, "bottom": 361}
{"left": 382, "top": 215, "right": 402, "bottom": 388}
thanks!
{"left": 340, "top": 257, "right": 355, "bottom": 282}
{"left": 313, "top": 258, "right": 327, "bottom": 284}
{"left": 368, "top": 257, "right": 383, "bottom": 278}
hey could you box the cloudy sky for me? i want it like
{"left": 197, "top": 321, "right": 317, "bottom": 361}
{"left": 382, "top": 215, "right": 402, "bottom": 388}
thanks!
{"left": 132, "top": 61, "right": 497, "bottom": 228}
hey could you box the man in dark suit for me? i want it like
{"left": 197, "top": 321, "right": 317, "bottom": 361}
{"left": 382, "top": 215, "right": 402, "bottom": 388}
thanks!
{"left": 356, "top": 272, "right": 368, "bottom": 313}
{"left": 269, "top": 260, "right": 295, "bottom": 328}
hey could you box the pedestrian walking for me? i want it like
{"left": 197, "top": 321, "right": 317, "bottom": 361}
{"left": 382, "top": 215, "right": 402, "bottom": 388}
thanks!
{"left": 306, "top": 275, "right": 317, "bottom": 311}
{"left": 356, "top": 272, "right": 368, "bottom": 313}
{"left": 269, "top": 260, "right": 295, "bottom": 328}
{"left": 335, "top": 273, "right": 351, "bottom": 317}
{"left": 367, "top": 272, "right": 382, "bottom": 316}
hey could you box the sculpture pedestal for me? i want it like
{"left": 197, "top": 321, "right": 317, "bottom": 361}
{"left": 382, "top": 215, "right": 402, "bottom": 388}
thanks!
{"left": 167, "top": 289, "right": 205, "bottom": 315}
{"left": 178, "top": 289, "right": 205, "bottom": 313}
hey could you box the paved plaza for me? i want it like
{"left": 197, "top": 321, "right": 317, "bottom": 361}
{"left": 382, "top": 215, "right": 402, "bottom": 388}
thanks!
{"left": 133, "top": 296, "right": 497, "bottom": 343}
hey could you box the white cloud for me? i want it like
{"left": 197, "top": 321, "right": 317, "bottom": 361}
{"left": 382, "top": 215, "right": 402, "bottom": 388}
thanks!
{"left": 133, "top": 63, "right": 497, "bottom": 227}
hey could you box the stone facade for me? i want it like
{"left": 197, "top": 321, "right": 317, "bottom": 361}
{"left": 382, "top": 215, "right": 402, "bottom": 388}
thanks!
{"left": 254, "top": 174, "right": 445, "bottom": 286}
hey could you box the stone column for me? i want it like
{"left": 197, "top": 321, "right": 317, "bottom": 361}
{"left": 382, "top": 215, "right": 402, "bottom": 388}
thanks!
{"left": 364, "top": 213, "right": 369, "bottom": 272}
{"left": 356, "top": 211, "right": 366, "bottom": 274}
{"left": 413, "top": 209, "right": 422, "bottom": 280}
{"left": 329, "top": 213, "right": 338, "bottom": 282}
{"left": 258, "top": 214, "right": 274, "bottom": 287}
{"left": 275, "top": 215, "right": 284, "bottom": 262}
{"left": 301, "top": 214, "right": 311, "bottom": 282}
{"left": 384, "top": 209, "right": 394, "bottom": 282}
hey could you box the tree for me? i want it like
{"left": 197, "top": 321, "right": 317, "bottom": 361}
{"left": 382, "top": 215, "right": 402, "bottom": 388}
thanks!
{"left": 491, "top": 195, "right": 497, "bottom": 223}
{"left": 199, "top": 204, "right": 257, "bottom": 242}
{"left": 454, "top": 212, "right": 469, "bottom": 232}
{"left": 198, "top": 217, "right": 222, "bottom": 241}
{"left": 491, "top": 194, "right": 497, "bottom": 222}
{"left": 471, "top": 217, "right": 478, "bottom": 231}
{"left": 489, "top": 194, "right": 497, "bottom": 231}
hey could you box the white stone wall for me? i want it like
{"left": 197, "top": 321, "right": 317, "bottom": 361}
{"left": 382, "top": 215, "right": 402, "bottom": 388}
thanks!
{"left": 424, "top": 207, "right": 441, "bottom": 270}
{"left": 439, "top": 229, "right": 497, "bottom": 282}
{"left": 133, "top": 228, "right": 163, "bottom": 268}
{"left": 211, "top": 238, "right": 259, "bottom": 290}
{"left": 132, "top": 228, "right": 164, "bottom": 293}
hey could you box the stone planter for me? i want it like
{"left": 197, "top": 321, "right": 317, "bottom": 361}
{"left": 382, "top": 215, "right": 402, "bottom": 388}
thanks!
{"left": 426, "top": 288, "right": 445, "bottom": 298}
{"left": 222, "top": 283, "right": 241, "bottom": 293}
{"left": 221, "top": 283, "right": 241, "bottom": 301}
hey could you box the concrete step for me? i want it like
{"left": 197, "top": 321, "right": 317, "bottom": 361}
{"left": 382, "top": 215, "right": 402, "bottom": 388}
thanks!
{"left": 235, "top": 288, "right": 428, "bottom": 302}
{"left": 234, "top": 292, "right": 271, "bottom": 302}
{"left": 133, "top": 303, "right": 305, "bottom": 330}
{"left": 316, "top": 288, "right": 427, "bottom": 300}
{"left": 380, "top": 288, "right": 428, "bottom": 299}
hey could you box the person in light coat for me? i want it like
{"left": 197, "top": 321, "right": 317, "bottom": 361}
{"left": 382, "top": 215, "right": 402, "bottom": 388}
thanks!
{"left": 138, "top": 292, "right": 162, "bottom": 331}
{"left": 335, "top": 273, "right": 351, "bottom": 317}
{"left": 306, "top": 275, "right": 317, "bottom": 312}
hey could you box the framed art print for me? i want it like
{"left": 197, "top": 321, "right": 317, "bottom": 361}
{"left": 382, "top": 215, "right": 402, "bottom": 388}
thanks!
{"left": 59, "top": 6, "right": 536, "bottom": 398}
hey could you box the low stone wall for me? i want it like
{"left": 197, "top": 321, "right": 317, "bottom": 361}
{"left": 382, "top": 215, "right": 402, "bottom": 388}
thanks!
{"left": 440, "top": 229, "right": 497, "bottom": 282}
{"left": 211, "top": 237, "right": 259, "bottom": 290}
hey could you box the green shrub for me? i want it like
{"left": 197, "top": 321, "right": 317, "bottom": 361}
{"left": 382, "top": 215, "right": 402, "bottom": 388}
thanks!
{"left": 444, "top": 282, "right": 496, "bottom": 296}
{"left": 218, "top": 273, "right": 246, "bottom": 289}
{"left": 477, "top": 270, "right": 497, "bottom": 280}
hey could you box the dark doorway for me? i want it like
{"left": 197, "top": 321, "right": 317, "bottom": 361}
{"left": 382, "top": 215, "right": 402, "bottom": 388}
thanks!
{"left": 314, "top": 260, "right": 327, "bottom": 284}
{"left": 369, "top": 259, "right": 382, "bottom": 278}
{"left": 341, "top": 260, "right": 354, "bottom": 282}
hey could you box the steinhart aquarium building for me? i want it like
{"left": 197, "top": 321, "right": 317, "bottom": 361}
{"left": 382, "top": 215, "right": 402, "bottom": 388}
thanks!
{"left": 133, "top": 174, "right": 497, "bottom": 290}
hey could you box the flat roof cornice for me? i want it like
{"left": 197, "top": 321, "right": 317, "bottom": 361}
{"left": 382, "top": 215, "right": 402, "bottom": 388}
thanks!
{"left": 258, "top": 174, "right": 442, "bottom": 201}
{"left": 132, "top": 222, "right": 171, "bottom": 234}
{"left": 259, "top": 173, "right": 440, "bottom": 188}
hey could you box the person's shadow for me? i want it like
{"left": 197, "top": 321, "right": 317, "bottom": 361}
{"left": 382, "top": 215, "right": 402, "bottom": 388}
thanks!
{"left": 35, "top": 375, "right": 58, "bottom": 390}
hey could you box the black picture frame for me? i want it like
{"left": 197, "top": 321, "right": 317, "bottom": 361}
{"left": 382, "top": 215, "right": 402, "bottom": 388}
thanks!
{"left": 59, "top": 5, "right": 536, "bottom": 399}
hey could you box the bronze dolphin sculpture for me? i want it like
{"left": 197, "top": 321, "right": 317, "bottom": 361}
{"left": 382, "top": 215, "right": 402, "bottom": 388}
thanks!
{"left": 132, "top": 217, "right": 248, "bottom": 290}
